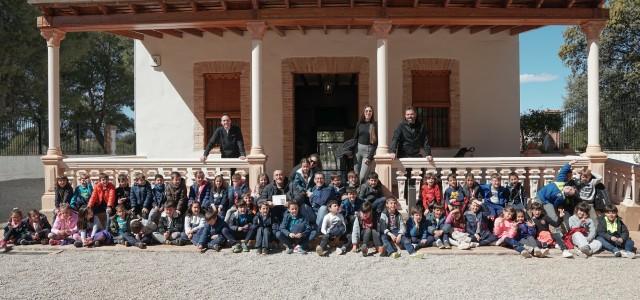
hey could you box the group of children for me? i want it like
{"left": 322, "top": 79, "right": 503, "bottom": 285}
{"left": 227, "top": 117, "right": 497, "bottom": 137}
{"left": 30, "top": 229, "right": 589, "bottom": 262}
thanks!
{"left": 2, "top": 162, "right": 636, "bottom": 260}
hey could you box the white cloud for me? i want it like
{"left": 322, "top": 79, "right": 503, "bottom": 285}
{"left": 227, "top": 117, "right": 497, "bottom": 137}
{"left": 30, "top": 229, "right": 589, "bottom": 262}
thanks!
{"left": 520, "top": 73, "right": 559, "bottom": 83}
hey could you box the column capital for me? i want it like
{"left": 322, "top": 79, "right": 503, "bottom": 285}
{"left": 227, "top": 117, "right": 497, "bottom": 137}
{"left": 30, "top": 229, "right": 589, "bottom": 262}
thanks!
{"left": 580, "top": 21, "right": 607, "bottom": 44}
{"left": 371, "top": 20, "right": 392, "bottom": 39}
{"left": 246, "top": 21, "right": 267, "bottom": 39}
{"left": 40, "top": 28, "right": 66, "bottom": 47}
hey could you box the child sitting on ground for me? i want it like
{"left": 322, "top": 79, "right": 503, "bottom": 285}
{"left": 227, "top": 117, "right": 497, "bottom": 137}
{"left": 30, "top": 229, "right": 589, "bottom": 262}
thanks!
{"left": 228, "top": 202, "right": 255, "bottom": 253}
{"left": 317, "top": 200, "right": 349, "bottom": 256}
{"left": 406, "top": 206, "right": 433, "bottom": 250}
{"left": 426, "top": 204, "right": 450, "bottom": 249}
{"left": 48, "top": 203, "right": 78, "bottom": 246}
{"left": 227, "top": 173, "right": 250, "bottom": 216}
{"left": 196, "top": 209, "right": 233, "bottom": 253}
{"left": 465, "top": 199, "right": 497, "bottom": 247}
{"left": 529, "top": 202, "right": 573, "bottom": 258}
{"left": 493, "top": 207, "right": 532, "bottom": 258}
{"left": 88, "top": 173, "right": 116, "bottom": 228}
{"left": 351, "top": 201, "right": 382, "bottom": 256}
{"left": 444, "top": 175, "right": 466, "bottom": 213}
{"left": 277, "top": 201, "right": 311, "bottom": 255}
{"left": 188, "top": 170, "right": 211, "bottom": 208}
{"left": 252, "top": 202, "right": 275, "bottom": 255}
{"left": 330, "top": 174, "right": 346, "bottom": 198}
{"left": 75, "top": 206, "right": 111, "bottom": 248}
{"left": 130, "top": 173, "right": 151, "bottom": 218}
{"left": 180, "top": 202, "right": 206, "bottom": 245}
{"left": 55, "top": 176, "right": 73, "bottom": 216}
{"left": 515, "top": 209, "right": 548, "bottom": 258}
{"left": 379, "top": 198, "right": 422, "bottom": 258}
{"left": 341, "top": 187, "right": 362, "bottom": 234}
{"left": 70, "top": 174, "right": 93, "bottom": 211}
{"left": 359, "top": 172, "right": 386, "bottom": 214}
{"left": 153, "top": 200, "right": 185, "bottom": 245}
{"left": 128, "top": 219, "right": 152, "bottom": 249}
{"left": 444, "top": 208, "right": 471, "bottom": 250}
{"left": 225, "top": 192, "right": 255, "bottom": 223}
{"left": 596, "top": 204, "right": 636, "bottom": 258}
{"left": 144, "top": 174, "right": 166, "bottom": 222}
{"left": 420, "top": 173, "right": 443, "bottom": 214}
{"left": 566, "top": 202, "right": 602, "bottom": 257}
{"left": 1, "top": 208, "right": 30, "bottom": 251}
{"left": 115, "top": 174, "right": 132, "bottom": 211}
{"left": 109, "top": 204, "right": 135, "bottom": 247}
{"left": 26, "top": 209, "right": 51, "bottom": 245}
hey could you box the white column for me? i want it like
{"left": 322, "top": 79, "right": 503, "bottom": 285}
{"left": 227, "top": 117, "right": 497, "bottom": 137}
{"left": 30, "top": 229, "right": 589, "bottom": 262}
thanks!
{"left": 246, "top": 21, "right": 267, "bottom": 156}
{"left": 41, "top": 29, "right": 65, "bottom": 156}
{"left": 372, "top": 20, "right": 392, "bottom": 156}
{"left": 580, "top": 22, "right": 606, "bottom": 155}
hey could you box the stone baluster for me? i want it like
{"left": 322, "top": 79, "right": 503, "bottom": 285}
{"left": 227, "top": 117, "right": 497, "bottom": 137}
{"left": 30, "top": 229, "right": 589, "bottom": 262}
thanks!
{"left": 528, "top": 168, "right": 541, "bottom": 199}
{"left": 396, "top": 170, "right": 407, "bottom": 205}
{"left": 500, "top": 168, "right": 512, "bottom": 186}
{"left": 456, "top": 169, "right": 467, "bottom": 186}
{"left": 485, "top": 168, "right": 498, "bottom": 184}
{"left": 411, "top": 169, "right": 423, "bottom": 210}
{"left": 440, "top": 169, "right": 452, "bottom": 190}
{"left": 543, "top": 168, "right": 556, "bottom": 185}
{"left": 470, "top": 169, "right": 483, "bottom": 185}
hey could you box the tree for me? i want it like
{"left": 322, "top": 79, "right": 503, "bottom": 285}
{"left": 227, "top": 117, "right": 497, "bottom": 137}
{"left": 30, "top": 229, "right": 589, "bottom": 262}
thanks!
{"left": 559, "top": 0, "right": 640, "bottom": 151}
{"left": 520, "top": 109, "right": 564, "bottom": 152}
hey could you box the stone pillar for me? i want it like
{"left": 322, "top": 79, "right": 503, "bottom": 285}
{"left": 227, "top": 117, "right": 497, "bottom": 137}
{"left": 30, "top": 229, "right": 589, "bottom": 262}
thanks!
{"left": 580, "top": 21, "right": 608, "bottom": 178}
{"left": 40, "top": 28, "right": 66, "bottom": 215}
{"left": 245, "top": 21, "right": 267, "bottom": 190}
{"left": 371, "top": 21, "right": 394, "bottom": 192}
{"left": 104, "top": 125, "right": 117, "bottom": 155}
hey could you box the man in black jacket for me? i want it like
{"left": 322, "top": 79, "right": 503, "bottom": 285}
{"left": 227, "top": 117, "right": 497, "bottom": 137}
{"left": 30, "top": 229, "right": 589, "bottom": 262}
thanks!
{"left": 390, "top": 107, "right": 432, "bottom": 161}
{"left": 200, "top": 114, "right": 246, "bottom": 162}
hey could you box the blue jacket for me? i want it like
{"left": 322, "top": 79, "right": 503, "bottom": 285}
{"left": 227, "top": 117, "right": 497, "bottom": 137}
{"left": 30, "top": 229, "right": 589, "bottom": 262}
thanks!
{"left": 479, "top": 184, "right": 509, "bottom": 209}
{"left": 279, "top": 211, "right": 311, "bottom": 236}
{"left": 145, "top": 184, "right": 166, "bottom": 209}
{"left": 444, "top": 185, "right": 465, "bottom": 207}
{"left": 426, "top": 213, "right": 447, "bottom": 235}
{"left": 189, "top": 181, "right": 212, "bottom": 207}
{"left": 197, "top": 219, "right": 229, "bottom": 246}
{"left": 208, "top": 187, "right": 228, "bottom": 209}
{"left": 340, "top": 198, "right": 363, "bottom": 218}
{"left": 310, "top": 184, "right": 337, "bottom": 207}
{"left": 227, "top": 184, "right": 249, "bottom": 209}
{"left": 253, "top": 213, "right": 278, "bottom": 232}
{"left": 292, "top": 170, "right": 314, "bottom": 195}
{"left": 406, "top": 217, "right": 430, "bottom": 240}
{"left": 515, "top": 222, "right": 536, "bottom": 240}
{"left": 464, "top": 210, "right": 491, "bottom": 236}
{"left": 71, "top": 183, "right": 93, "bottom": 210}
{"left": 537, "top": 163, "right": 572, "bottom": 208}
{"left": 228, "top": 211, "right": 254, "bottom": 231}
{"left": 130, "top": 182, "right": 152, "bottom": 211}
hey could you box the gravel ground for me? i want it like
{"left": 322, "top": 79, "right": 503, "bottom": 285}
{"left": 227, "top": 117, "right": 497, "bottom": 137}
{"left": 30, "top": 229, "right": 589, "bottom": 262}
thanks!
{"left": 1, "top": 248, "right": 639, "bottom": 299}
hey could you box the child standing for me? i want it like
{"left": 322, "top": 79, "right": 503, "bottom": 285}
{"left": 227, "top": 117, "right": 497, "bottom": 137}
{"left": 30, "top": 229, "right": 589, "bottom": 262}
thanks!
{"left": 566, "top": 202, "right": 602, "bottom": 257}
{"left": 465, "top": 199, "right": 497, "bottom": 247}
{"left": 144, "top": 174, "right": 166, "bottom": 222}
{"left": 48, "top": 203, "right": 78, "bottom": 245}
{"left": 196, "top": 210, "right": 233, "bottom": 253}
{"left": 529, "top": 202, "right": 573, "bottom": 258}
{"left": 75, "top": 206, "right": 112, "bottom": 248}
{"left": 153, "top": 200, "right": 185, "bottom": 245}
{"left": 228, "top": 202, "right": 255, "bottom": 253}
{"left": 406, "top": 207, "right": 433, "bottom": 250}
{"left": 317, "top": 200, "right": 349, "bottom": 256}
{"left": 130, "top": 173, "right": 152, "bottom": 217}
{"left": 26, "top": 209, "right": 51, "bottom": 245}
{"left": 351, "top": 202, "right": 382, "bottom": 256}
{"left": 379, "top": 198, "right": 422, "bottom": 258}
{"left": 277, "top": 201, "right": 311, "bottom": 254}
{"left": 70, "top": 174, "right": 93, "bottom": 211}
{"left": 1, "top": 208, "right": 30, "bottom": 251}
{"left": 180, "top": 202, "right": 206, "bottom": 245}
{"left": 55, "top": 176, "right": 73, "bottom": 215}
{"left": 444, "top": 175, "right": 466, "bottom": 213}
{"left": 426, "top": 204, "right": 450, "bottom": 249}
{"left": 420, "top": 173, "right": 443, "bottom": 214}
{"left": 88, "top": 173, "right": 116, "bottom": 228}
{"left": 596, "top": 204, "right": 636, "bottom": 258}
{"left": 252, "top": 203, "right": 275, "bottom": 255}
{"left": 188, "top": 170, "right": 211, "bottom": 208}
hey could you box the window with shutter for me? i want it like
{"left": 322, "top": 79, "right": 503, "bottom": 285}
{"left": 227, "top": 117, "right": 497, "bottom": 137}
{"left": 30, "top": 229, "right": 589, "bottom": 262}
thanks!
{"left": 411, "top": 70, "right": 450, "bottom": 147}
{"left": 204, "top": 73, "right": 241, "bottom": 144}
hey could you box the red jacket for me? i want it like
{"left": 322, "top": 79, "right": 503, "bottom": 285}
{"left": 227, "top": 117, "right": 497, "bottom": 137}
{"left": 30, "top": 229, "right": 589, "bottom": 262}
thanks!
{"left": 562, "top": 227, "right": 587, "bottom": 250}
{"left": 421, "top": 184, "right": 443, "bottom": 211}
{"left": 88, "top": 182, "right": 116, "bottom": 208}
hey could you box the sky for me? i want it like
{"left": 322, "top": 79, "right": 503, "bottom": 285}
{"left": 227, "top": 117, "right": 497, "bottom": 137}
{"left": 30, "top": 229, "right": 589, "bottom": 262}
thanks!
{"left": 519, "top": 25, "right": 571, "bottom": 113}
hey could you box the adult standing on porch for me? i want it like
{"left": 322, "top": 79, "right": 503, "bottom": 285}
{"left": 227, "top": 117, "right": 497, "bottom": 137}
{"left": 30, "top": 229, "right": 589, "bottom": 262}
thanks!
{"left": 352, "top": 105, "right": 378, "bottom": 183}
{"left": 390, "top": 107, "right": 432, "bottom": 161}
{"left": 200, "top": 114, "right": 246, "bottom": 162}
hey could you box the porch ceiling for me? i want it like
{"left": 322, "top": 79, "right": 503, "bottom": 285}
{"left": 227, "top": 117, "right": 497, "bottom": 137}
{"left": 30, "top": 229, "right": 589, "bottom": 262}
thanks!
{"left": 30, "top": 0, "right": 608, "bottom": 39}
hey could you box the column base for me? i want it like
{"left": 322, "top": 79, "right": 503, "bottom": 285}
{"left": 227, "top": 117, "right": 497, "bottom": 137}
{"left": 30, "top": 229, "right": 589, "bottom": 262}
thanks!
{"left": 374, "top": 153, "right": 394, "bottom": 198}
{"left": 581, "top": 150, "right": 607, "bottom": 179}
{"left": 246, "top": 153, "right": 267, "bottom": 191}
{"left": 249, "top": 147, "right": 265, "bottom": 156}
{"left": 617, "top": 205, "right": 640, "bottom": 231}
{"left": 41, "top": 153, "right": 65, "bottom": 215}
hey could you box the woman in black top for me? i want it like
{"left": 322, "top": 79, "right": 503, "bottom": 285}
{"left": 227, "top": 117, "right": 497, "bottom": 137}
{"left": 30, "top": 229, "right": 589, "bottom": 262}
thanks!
{"left": 352, "top": 105, "right": 377, "bottom": 183}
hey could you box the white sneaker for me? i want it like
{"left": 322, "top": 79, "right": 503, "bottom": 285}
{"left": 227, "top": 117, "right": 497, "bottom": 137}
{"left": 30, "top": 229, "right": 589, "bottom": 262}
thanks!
{"left": 541, "top": 248, "right": 550, "bottom": 258}
{"left": 623, "top": 251, "right": 636, "bottom": 259}
{"left": 336, "top": 247, "right": 344, "bottom": 255}
{"left": 555, "top": 244, "right": 561, "bottom": 250}
{"left": 533, "top": 247, "right": 542, "bottom": 257}
{"left": 562, "top": 250, "right": 574, "bottom": 258}
{"left": 435, "top": 239, "right": 444, "bottom": 249}
{"left": 520, "top": 250, "right": 532, "bottom": 258}
{"left": 470, "top": 242, "right": 479, "bottom": 248}
{"left": 458, "top": 242, "right": 471, "bottom": 250}
{"left": 410, "top": 253, "right": 424, "bottom": 259}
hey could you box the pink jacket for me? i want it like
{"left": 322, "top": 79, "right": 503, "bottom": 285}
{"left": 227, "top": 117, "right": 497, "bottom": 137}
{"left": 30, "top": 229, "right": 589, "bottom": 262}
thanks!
{"left": 51, "top": 211, "right": 78, "bottom": 235}
{"left": 493, "top": 217, "right": 517, "bottom": 239}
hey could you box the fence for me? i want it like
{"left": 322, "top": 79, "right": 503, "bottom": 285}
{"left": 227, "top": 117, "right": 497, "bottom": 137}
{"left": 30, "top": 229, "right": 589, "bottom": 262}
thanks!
{"left": 0, "top": 118, "right": 135, "bottom": 156}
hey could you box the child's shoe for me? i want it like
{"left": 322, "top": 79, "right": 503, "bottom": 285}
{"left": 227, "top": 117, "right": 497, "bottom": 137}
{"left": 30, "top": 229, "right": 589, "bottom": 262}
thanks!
{"left": 622, "top": 251, "right": 636, "bottom": 259}
{"left": 294, "top": 245, "right": 307, "bottom": 255}
{"left": 614, "top": 251, "right": 622, "bottom": 257}
{"left": 256, "top": 247, "right": 263, "bottom": 255}
{"left": 520, "top": 250, "right": 532, "bottom": 258}
{"left": 435, "top": 239, "right": 444, "bottom": 249}
{"left": 351, "top": 244, "right": 358, "bottom": 252}
{"left": 361, "top": 245, "right": 368, "bottom": 257}
{"left": 232, "top": 243, "right": 243, "bottom": 253}
{"left": 409, "top": 253, "right": 424, "bottom": 259}
{"left": 533, "top": 247, "right": 542, "bottom": 258}
{"left": 470, "top": 242, "right": 479, "bottom": 248}
{"left": 163, "top": 240, "right": 171, "bottom": 245}
{"left": 458, "top": 242, "right": 471, "bottom": 250}
{"left": 390, "top": 252, "right": 401, "bottom": 259}
{"left": 18, "top": 239, "right": 31, "bottom": 246}
{"left": 540, "top": 248, "right": 550, "bottom": 258}
{"left": 377, "top": 246, "right": 385, "bottom": 255}
{"left": 561, "top": 249, "right": 574, "bottom": 258}
{"left": 74, "top": 240, "right": 83, "bottom": 248}
{"left": 124, "top": 241, "right": 131, "bottom": 247}
{"left": 336, "top": 246, "right": 346, "bottom": 255}
{"left": 136, "top": 242, "right": 147, "bottom": 249}
{"left": 579, "top": 245, "right": 592, "bottom": 256}
{"left": 241, "top": 242, "right": 249, "bottom": 252}
{"left": 315, "top": 245, "right": 324, "bottom": 256}
{"left": 93, "top": 240, "right": 102, "bottom": 247}
{"left": 49, "top": 239, "right": 60, "bottom": 246}
{"left": 443, "top": 241, "right": 451, "bottom": 249}
{"left": 212, "top": 244, "right": 222, "bottom": 252}
{"left": 40, "top": 239, "right": 49, "bottom": 245}
{"left": 285, "top": 247, "right": 294, "bottom": 254}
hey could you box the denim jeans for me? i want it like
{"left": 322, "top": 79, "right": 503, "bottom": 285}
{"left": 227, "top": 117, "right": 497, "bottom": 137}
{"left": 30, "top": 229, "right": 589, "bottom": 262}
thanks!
{"left": 381, "top": 229, "right": 415, "bottom": 254}
{"left": 596, "top": 236, "right": 634, "bottom": 253}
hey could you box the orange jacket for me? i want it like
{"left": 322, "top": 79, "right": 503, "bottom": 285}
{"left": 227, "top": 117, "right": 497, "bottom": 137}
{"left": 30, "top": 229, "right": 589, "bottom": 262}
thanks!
{"left": 88, "top": 182, "right": 116, "bottom": 208}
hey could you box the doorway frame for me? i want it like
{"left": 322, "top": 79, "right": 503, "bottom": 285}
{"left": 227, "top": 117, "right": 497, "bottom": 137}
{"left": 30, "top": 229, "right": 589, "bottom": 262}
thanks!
{"left": 282, "top": 57, "right": 369, "bottom": 171}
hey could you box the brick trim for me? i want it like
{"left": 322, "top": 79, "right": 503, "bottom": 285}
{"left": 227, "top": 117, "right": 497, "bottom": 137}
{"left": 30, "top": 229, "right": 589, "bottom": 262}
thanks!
{"left": 402, "top": 58, "right": 461, "bottom": 148}
{"left": 193, "top": 61, "right": 250, "bottom": 152}
{"left": 282, "top": 57, "right": 369, "bottom": 171}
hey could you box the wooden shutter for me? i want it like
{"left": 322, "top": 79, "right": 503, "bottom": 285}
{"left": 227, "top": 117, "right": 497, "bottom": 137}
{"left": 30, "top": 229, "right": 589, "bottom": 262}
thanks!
{"left": 411, "top": 70, "right": 450, "bottom": 107}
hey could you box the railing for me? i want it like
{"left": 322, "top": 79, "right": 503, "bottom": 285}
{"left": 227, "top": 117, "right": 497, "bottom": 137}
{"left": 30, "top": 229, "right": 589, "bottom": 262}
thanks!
{"left": 63, "top": 156, "right": 250, "bottom": 188}
{"left": 605, "top": 159, "right": 639, "bottom": 206}
{"left": 393, "top": 156, "right": 591, "bottom": 209}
